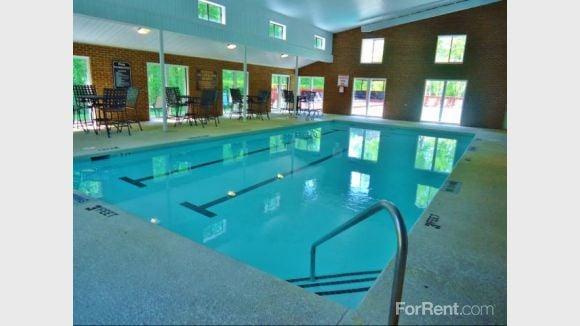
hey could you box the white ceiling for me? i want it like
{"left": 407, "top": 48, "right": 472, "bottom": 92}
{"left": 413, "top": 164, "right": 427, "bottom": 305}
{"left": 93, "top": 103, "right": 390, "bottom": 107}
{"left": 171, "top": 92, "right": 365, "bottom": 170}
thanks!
{"left": 248, "top": 0, "right": 476, "bottom": 32}
{"left": 73, "top": 14, "right": 315, "bottom": 69}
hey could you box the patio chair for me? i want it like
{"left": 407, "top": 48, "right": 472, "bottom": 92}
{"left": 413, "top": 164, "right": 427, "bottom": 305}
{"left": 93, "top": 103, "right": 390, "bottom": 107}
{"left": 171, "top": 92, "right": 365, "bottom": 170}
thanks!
{"left": 248, "top": 90, "right": 271, "bottom": 120}
{"left": 72, "top": 84, "right": 97, "bottom": 132}
{"left": 99, "top": 88, "right": 130, "bottom": 138}
{"left": 149, "top": 96, "right": 164, "bottom": 118}
{"left": 229, "top": 88, "right": 244, "bottom": 119}
{"left": 165, "top": 87, "right": 190, "bottom": 126}
{"left": 196, "top": 89, "right": 219, "bottom": 127}
{"left": 125, "top": 87, "right": 142, "bottom": 131}
{"left": 282, "top": 90, "right": 296, "bottom": 116}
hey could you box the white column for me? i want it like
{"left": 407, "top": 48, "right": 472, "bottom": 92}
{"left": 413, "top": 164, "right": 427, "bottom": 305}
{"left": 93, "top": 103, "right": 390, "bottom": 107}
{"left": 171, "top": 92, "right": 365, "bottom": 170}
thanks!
{"left": 294, "top": 56, "right": 299, "bottom": 96}
{"left": 159, "top": 29, "right": 168, "bottom": 132}
{"left": 242, "top": 45, "right": 248, "bottom": 120}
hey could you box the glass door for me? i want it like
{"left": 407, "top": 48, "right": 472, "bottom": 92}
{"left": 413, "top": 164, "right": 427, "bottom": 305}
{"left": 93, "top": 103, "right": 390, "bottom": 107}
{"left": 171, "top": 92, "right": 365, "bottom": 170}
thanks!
{"left": 298, "top": 76, "right": 325, "bottom": 110}
{"left": 271, "top": 74, "right": 290, "bottom": 113}
{"left": 351, "top": 78, "right": 386, "bottom": 117}
{"left": 420, "top": 80, "right": 467, "bottom": 124}
{"left": 222, "top": 70, "right": 247, "bottom": 115}
{"left": 146, "top": 63, "right": 189, "bottom": 121}
{"left": 73, "top": 56, "right": 92, "bottom": 128}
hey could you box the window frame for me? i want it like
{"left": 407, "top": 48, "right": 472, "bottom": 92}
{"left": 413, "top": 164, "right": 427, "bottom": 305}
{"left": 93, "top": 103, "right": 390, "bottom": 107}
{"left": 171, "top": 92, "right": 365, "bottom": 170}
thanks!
{"left": 197, "top": 0, "right": 226, "bottom": 25}
{"left": 360, "top": 38, "right": 385, "bottom": 64}
{"left": 434, "top": 34, "right": 467, "bottom": 64}
{"left": 420, "top": 79, "right": 468, "bottom": 125}
{"left": 269, "top": 21, "right": 287, "bottom": 40}
{"left": 314, "top": 35, "right": 326, "bottom": 50}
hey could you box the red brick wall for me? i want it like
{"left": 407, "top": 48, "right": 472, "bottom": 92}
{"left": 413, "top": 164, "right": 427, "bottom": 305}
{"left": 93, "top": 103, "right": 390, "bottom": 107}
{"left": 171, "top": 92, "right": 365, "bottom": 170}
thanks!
{"left": 299, "top": 1, "right": 506, "bottom": 129}
{"left": 73, "top": 43, "right": 294, "bottom": 121}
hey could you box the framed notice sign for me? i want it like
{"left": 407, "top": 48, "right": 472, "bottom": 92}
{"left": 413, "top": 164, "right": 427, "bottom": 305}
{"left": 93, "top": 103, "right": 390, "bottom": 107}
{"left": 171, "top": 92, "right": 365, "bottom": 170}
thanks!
{"left": 113, "top": 61, "right": 132, "bottom": 88}
{"left": 337, "top": 75, "right": 349, "bottom": 87}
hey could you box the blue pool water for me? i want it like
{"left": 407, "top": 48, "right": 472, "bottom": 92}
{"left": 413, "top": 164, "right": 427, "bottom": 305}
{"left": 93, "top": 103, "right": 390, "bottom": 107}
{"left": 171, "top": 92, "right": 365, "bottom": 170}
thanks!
{"left": 73, "top": 121, "right": 473, "bottom": 308}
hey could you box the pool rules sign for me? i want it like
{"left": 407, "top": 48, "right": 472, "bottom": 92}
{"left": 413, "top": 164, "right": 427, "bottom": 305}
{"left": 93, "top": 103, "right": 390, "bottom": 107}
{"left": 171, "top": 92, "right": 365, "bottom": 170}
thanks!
{"left": 113, "top": 61, "right": 132, "bottom": 88}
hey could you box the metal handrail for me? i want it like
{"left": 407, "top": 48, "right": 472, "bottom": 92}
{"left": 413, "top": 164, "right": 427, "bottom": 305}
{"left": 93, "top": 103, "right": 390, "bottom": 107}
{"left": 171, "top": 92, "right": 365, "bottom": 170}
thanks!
{"left": 309, "top": 200, "right": 408, "bottom": 325}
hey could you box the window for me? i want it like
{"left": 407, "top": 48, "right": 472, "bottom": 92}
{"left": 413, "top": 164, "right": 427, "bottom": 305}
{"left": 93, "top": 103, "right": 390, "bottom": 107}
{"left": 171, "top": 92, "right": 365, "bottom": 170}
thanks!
{"left": 198, "top": 0, "right": 226, "bottom": 24}
{"left": 351, "top": 78, "right": 386, "bottom": 117}
{"left": 360, "top": 38, "right": 384, "bottom": 63}
{"left": 146, "top": 63, "right": 189, "bottom": 121}
{"left": 73, "top": 56, "right": 91, "bottom": 85}
{"left": 314, "top": 35, "right": 326, "bottom": 50}
{"left": 435, "top": 35, "right": 466, "bottom": 63}
{"left": 271, "top": 74, "right": 290, "bottom": 112}
{"left": 222, "top": 69, "right": 248, "bottom": 114}
{"left": 269, "top": 21, "right": 286, "bottom": 40}
{"left": 298, "top": 76, "right": 324, "bottom": 110}
{"left": 414, "top": 136, "right": 458, "bottom": 173}
{"left": 420, "top": 80, "right": 467, "bottom": 124}
{"left": 348, "top": 128, "right": 381, "bottom": 162}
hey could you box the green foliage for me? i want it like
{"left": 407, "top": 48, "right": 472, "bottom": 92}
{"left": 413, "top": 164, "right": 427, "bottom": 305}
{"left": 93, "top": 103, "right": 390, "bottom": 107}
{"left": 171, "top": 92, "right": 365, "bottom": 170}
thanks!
{"left": 73, "top": 57, "right": 90, "bottom": 85}
{"left": 198, "top": 2, "right": 208, "bottom": 20}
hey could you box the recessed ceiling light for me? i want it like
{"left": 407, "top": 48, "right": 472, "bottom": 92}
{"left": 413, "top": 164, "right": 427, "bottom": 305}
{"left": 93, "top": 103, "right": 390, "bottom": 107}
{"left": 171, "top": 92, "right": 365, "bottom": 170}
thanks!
{"left": 280, "top": 53, "right": 289, "bottom": 58}
{"left": 226, "top": 43, "right": 237, "bottom": 50}
{"left": 137, "top": 27, "right": 151, "bottom": 35}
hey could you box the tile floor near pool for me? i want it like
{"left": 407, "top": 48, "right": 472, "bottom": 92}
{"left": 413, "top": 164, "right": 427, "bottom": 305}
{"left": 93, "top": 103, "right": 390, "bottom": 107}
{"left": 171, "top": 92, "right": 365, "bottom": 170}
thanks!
{"left": 73, "top": 114, "right": 506, "bottom": 325}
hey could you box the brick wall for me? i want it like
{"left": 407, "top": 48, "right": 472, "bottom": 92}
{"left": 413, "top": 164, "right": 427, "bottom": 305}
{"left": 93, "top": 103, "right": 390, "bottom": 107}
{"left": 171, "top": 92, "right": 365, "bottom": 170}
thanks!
{"left": 73, "top": 43, "right": 294, "bottom": 121}
{"left": 299, "top": 1, "right": 506, "bottom": 129}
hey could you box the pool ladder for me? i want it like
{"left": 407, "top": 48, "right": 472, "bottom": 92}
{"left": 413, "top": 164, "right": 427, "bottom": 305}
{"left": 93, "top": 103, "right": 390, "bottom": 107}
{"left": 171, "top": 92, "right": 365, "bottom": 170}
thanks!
{"left": 309, "top": 200, "right": 408, "bottom": 325}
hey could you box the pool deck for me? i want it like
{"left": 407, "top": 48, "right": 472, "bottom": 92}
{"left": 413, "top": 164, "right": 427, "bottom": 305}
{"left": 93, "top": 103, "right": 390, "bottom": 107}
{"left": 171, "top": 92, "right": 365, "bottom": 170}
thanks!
{"left": 73, "top": 114, "right": 506, "bottom": 325}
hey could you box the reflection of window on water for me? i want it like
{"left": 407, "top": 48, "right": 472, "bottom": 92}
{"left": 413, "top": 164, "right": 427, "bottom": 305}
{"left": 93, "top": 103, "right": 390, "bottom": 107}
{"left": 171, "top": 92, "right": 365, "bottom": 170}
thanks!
{"left": 294, "top": 128, "right": 321, "bottom": 152}
{"left": 79, "top": 180, "right": 103, "bottom": 198}
{"left": 203, "top": 219, "right": 227, "bottom": 243}
{"left": 152, "top": 155, "right": 169, "bottom": 179}
{"left": 414, "top": 136, "right": 457, "bottom": 173}
{"left": 223, "top": 143, "right": 247, "bottom": 164}
{"left": 415, "top": 184, "right": 438, "bottom": 208}
{"left": 303, "top": 179, "right": 318, "bottom": 200}
{"left": 348, "top": 128, "right": 381, "bottom": 162}
{"left": 270, "top": 135, "right": 288, "bottom": 153}
{"left": 350, "top": 171, "right": 370, "bottom": 194}
{"left": 174, "top": 161, "right": 190, "bottom": 176}
{"left": 264, "top": 193, "right": 281, "bottom": 213}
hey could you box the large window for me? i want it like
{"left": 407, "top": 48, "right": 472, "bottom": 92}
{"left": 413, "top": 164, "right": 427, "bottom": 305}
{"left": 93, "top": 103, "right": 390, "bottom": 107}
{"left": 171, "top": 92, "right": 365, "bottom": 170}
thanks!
{"left": 348, "top": 128, "right": 381, "bottom": 162}
{"left": 360, "top": 38, "right": 384, "bottom": 64}
{"left": 351, "top": 78, "right": 386, "bottom": 117}
{"left": 414, "top": 135, "right": 458, "bottom": 173}
{"left": 298, "top": 76, "right": 324, "bottom": 110}
{"left": 222, "top": 69, "right": 248, "bottom": 114}
{"left": 146, "top": 63, "right": 189, "bottom": 120}
{"left": 435, "top": 35, "right": 466, "bottom": 63}
{"left": 73, "top": 56, "right": 91, "bottom": 85}
{"left": 269, "top": 21, "right": 286, "bottom": 40}
{"left": 314, "top": 35, "right": 326, "bottom": 50}
{"left": 198, "top": 0, "right": 226, "bottom": 24}
{"left": 271, "top": 74, "right": 290, "bottom": 112}
{"left": 420, "top": 80, "right": 467, "bottom": 124}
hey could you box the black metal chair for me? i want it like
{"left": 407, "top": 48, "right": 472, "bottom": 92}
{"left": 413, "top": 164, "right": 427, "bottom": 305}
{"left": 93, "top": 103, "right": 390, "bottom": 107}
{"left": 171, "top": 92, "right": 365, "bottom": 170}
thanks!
{"left": 73, "top": 85, "right": 96, "bottom": 131}
{"left": 282, "top": 90, "right": 296, "bottom": 116}
{"left": 165, "top": 87, "right": 191, "bottom": 126}
{"left": 196, "top": 89, "right": 219, "bottom": 127}
{"left": 99, "top": 88, "right": 130, "bottom": 138}
{"left": 229, "top": 88, "right": 244, "bottom": 119}
{"left": 248, "top": 90, "right": 271, "bottom": 120}
{"left": 125, "top": 87, "right": 142, "bottom": 131}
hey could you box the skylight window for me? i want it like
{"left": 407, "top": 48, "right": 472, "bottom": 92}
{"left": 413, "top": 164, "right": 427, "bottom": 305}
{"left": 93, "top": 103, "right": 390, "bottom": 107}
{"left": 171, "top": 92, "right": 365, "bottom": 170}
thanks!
{"left": 360, "top": 38, "right": 384, "bottom": 64}
{"left": 435, "top": 35, "right": 467, "bottom": 63}
{"left": 314, "top": 35, "right": 326, "bottom": 50}
{"left": 269, "top": 21, "right": 286, "bottom": 40}
{"left": 198, "top": 0, "right": 226, "bottom": 25}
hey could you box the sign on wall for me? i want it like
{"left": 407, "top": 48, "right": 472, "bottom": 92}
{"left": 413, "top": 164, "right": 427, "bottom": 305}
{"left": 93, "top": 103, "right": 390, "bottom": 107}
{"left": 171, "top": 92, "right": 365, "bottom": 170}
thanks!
{"left": 337, "top": 75, "right": 349, "bottom": 87}
{"left": 196, "top": 69, "right": 218, "bottom": 90}
{"left": 113, "top": 61, "right": 132, "bottom": 88}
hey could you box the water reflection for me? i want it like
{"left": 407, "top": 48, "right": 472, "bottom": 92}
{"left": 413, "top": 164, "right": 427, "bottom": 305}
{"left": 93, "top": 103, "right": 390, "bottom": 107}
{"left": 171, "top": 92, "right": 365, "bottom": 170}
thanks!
{"left": 350, "top": 171, "right": 370, "bottom": 194}
{"left": 264, "top": 192, "right": 281, "bottom": 213}
{"left": 152, "top": 155, "right": 169, "bottom": 179}
{"left": 203, "top": 219, "right": 227, "bottom": 243}
{"left": 223, "top": 142, "right": 248, "bottom": 165}
{"left": 269, "top": 135, "right": 288, "bottom": 154}
{"left": 348, "top": 128, "right": 381, "bottom": 162}
{"left": 415, "top": 184, "right": 438, "bottom": 208}
{"left": 294, "top": 128, "right": 321, "bottom": 152}
{"left": 75, "top": 168, "right": 103, "bottom": 198}
{"left": 414, "top": 136, "right": 457, "bottom": 173}
{"left": 303, "top": 179, "right": 318, "bottom": 201}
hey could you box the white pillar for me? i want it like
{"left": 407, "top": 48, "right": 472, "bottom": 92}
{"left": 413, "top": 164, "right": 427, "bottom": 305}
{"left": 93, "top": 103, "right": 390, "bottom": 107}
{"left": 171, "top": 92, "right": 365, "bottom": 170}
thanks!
{"left": 294, "top": 55, "right": 299, "bottom": 96}
{"left": 242, "top": 45, "right": 248, "bottom": 120}
{"left": 159, "top": 29, "right": 168, "bottom": 132}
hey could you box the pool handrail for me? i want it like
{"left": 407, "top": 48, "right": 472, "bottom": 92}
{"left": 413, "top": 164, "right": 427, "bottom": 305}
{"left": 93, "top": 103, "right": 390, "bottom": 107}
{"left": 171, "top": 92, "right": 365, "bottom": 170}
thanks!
{"left": 309, "top": 199, "right": 408, "bottom": 325}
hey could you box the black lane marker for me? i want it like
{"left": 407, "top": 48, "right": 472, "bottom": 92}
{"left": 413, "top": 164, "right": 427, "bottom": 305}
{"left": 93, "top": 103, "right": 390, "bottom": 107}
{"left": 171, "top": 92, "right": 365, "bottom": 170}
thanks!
{"left": 91, "top": 154, "right": 110, "bottom": 161}
{"left": 119, "top": 129, "right": 345, "bottom": 188}
{"left": 299, "top": 277, "right": 377, "bottom": 289}
{"left": 286, "top": 270, "right": 382, "bottom": 283}
{"left": 315, "top": 287, "right": 371, "bottom": 296}
{"left": 180, "top": 201, "right": 217, "bottom": 218}
{"left": 192, "top": 148, "right": 347, "bottom": 211}
{"left": 119, "top": 176, "right": 146, "bottom": 188}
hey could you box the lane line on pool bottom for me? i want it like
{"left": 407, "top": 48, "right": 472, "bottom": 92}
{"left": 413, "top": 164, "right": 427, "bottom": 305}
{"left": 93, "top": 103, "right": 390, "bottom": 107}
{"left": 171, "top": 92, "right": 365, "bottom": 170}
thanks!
{"left": 119, "top": 129, "right": 344, "bottom": 188}
{"left": 180, "top": 148, "right": 347, "bottom": 217}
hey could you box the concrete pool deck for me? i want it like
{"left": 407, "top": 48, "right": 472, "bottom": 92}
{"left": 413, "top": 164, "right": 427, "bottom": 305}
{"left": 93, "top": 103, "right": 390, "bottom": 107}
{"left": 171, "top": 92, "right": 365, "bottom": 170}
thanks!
{"left": 73, "top": 114, "right": 506, "bottom": 325}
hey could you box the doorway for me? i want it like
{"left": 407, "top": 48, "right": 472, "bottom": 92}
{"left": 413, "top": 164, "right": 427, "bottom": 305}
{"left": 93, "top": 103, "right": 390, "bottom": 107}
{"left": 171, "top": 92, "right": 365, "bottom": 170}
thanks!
{"left": 351, "top": 78, "right": 386, "bottom": 117}
{"left": 271, "top": 74, "right": 290, "bottom": 113}
{"left": 420, "top": 79, "right": 467, "bottom": 124}
{"left": 222, "top": 69, "right": 248, "bottom": 115}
